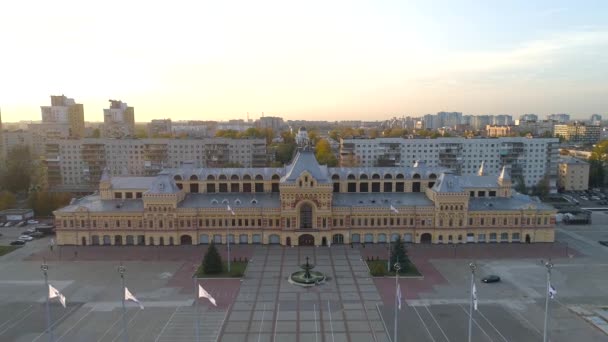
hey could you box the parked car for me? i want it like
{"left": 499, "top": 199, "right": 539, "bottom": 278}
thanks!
{"left": 16, "top": 221, "right": 26, "bottom": 227}
{"left": 482, "top": 275, "right": 501, "bottom": 283}
{"left": 18, "top": 235, "right": 33, "bottom": 241}
{"left": 0, "top": 222, "right": 5, "bottom": 227}
{"left": 9, "top": 240, "right": 26, "bottom": 246}
{"left": 29, "top": 232, "right": 44, "bottom": 238}
{"left": 599, "top": 241, "right": 608, "bottom": 247}
{"left": 4, "top": 222, "right": 13, "bottom": 227}
{"left": 26, "top": 227, "right": 36, "bottom": 233}
{"left": 27, "top": 220, "right": 39, "bottom": 225}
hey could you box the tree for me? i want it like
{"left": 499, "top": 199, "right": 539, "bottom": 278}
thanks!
{"left": 589, "top": 140, "right": 608, "bottom": 187}
{"left": 315, "top": 139, "right": 338, "bottom": 166}
{"left": 390, "top": 236, "right": 409, "bottom": 273}
{"left": 91, "top": 128, "right": 101, "bottom": 138}
{"left": 513, "top": 175, "right": 527, "bottom": 194}
{"left": 202, "top": 242, "right": 223, "bottom": 274}
{"left": 532, "top": 176, "right": 550, "bottom": 197}
{"left": 275, "top": 143, "right": 297, "bottom": 164}
{"left": 0, "top": 191, "right": 16, "bottom": 211}
{"left": 27, "top": 192, "right": 72, "bottom": 216}
{"left": 1, "top": 146, "right": 33, "bottom": 193}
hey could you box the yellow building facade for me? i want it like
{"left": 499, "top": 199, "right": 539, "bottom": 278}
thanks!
{"left": 54, "top": 149, "right": 555, "bottom": 246}
{"left": 558, "top": 156, "right": 590, "bottom": 191}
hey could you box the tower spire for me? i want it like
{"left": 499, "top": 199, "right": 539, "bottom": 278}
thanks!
{"left": 477, "top": 161, "right": 485, "bottom": 176}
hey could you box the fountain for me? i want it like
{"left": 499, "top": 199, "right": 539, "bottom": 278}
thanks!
{"left": 289, "top": 256, "right": 326, "bottom": 287}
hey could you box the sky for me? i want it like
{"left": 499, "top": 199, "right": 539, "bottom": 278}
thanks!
{"left": 1, "top": 0, "right": 607, "bottom": 122}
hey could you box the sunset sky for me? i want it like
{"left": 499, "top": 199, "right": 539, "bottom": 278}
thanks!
{"left": 1, "top": 0, "right": 607, "bottom": 122}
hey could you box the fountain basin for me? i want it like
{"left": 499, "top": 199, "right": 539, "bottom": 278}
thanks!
{"left": 289, "top": 270, "right": 326, "bottom": 287}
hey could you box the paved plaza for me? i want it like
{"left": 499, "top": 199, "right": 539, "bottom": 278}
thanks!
{"left": 1, "top": 216, "right": 608, "bottom": 341}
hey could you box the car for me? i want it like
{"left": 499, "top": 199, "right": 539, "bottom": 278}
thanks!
{"left": 4, "top": 222, "right": 13, "bottom": 227}
{"left": 26, "top": 227, "right": 36, "bottom": 233}
{"left": 482, "top": 275, "right": 501, "bottom": 283}
{"left": 18, "top": 235, "right": 33, "bottom": 241}
{"left": 16, "top": 221, "right": 26, "bottom": 227}
{"left": 9, "top": 240, "right": 26, "bottom": 246}
{"left": 29, "top": 232, "right": 44, "bottom": 238}
{"left": 27, "top": 220, "right": 39, "bottom": 225}
{"left": 599, "top": 241, "right": 608, "bottom": 247}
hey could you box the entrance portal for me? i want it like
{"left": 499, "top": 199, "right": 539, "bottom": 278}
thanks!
{"left": 298, "top": 234, "right": 315, "bottom": 246}
{"left": 420, "top": 233, "right": 432, "bottom": 244}
{"left": 180, "top": 235, "right": 192, "bottom": 245}
{"left": 525, "top": 234, "right": 531, "bottom": 243}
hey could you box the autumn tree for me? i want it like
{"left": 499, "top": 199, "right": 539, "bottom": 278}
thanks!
{"left": 315, "top": 139, "right": 338, "bottom": 166}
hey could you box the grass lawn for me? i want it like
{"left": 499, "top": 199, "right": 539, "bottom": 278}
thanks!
{"left": 195, "top": 261, "right": 248, "bottom": 278}
{"left": 0, "top": 245, "right": 20, "bottom": 257}
{"left": 366, "top": 259, "right": 421, "bottom": 277}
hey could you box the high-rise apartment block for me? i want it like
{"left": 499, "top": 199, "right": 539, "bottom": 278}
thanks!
{"left": 519, "top": 114, "right": 538, "bottom": 122}
{"left": 547, "top": 113, "right": 570, "bottom": 123}
{"left": 256, "top": 116, "right": 285, "bottom": 132}
{"left": 44, "top": 138, "right": 267, "bottom": 191}
{"left": 39, "top": 95, "right": 85, "bottom": 138}
{"left": 554, "top": 122, "right": 601, "bottom": 144}
{"left": 103, "top": 100, "right": 135, "bottom": 138}
{"left": 340, "top": 137, "right": 559, "bottom": 189}
{"left": 590, "top": 114, "right": 602, "bottom": 126}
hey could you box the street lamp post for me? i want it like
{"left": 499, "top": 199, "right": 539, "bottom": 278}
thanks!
{"left": 468, "top": 262, "right": 477, "bottom": 342}
{"left": 41, "top": 259, "right": 54, "bottom": 342}
{"left": 393, "top": 262, "right": 401, "bottom": 342}
{"left": 227, "top": 221, "right": 231, "bottom": 273}
{"left": 542, "top": 259, "right": 554, "bottom": 342}
{"left": 118, "top": 263, "right": 128, "bottom": 342}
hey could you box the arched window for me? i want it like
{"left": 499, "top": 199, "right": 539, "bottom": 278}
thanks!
{"left": 396, "top": 174, "right": 404, "bottom": 179}
{"left": 429, "top": 173, "right": 437, "bottom": 179}
{"left": 174, "top": 175, "right": 182, "bottom": 181}
{"left": 231, "top": 174, "right": 239, "bottom": 181}
{"left": 300, "top": 203, "right": 313, "bottom": 229}
{"left": 332, "top": 174, "right": 340, "bottom": 180}
{"left": 190, "top": 175, "right": 198, "bottom": 181}
{"left": 255, "top": 175, "right": 264, "bottom": 180}
{"left": 219, "top": 174, "right": 227, "bottom": 180}
{"left": 243, "top": 174, "right": 251, "bottom": 180}
{"left": 413, "top": 173, "right": 421, "bottom": 179}
{"left": 384, "top": 174, "right": 393, "bottom": 179}
{"left": 372, "top": 173, "right": 380, "bottom": 179}
{"left": 207, "top": 175, "right": 215, "bottom": 181}
{"left": 272, "top": 174, "right": 280, "bottom": 180}
{"left": 347, "top": 174, "right": 356, "bottom": 180}
{"left": 360, "top": 174, "right": 368, "bottom": 180}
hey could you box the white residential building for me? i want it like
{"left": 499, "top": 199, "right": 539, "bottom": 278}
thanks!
{"left": 44, "top": 138, "right": 267, "bottom": 191}
{"left": 340, "top": 137, "right": 559, "bottom": 190}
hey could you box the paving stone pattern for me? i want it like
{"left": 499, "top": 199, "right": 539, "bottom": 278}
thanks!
{"left": 220, "top": 245, "right": 391, "bottom": 342}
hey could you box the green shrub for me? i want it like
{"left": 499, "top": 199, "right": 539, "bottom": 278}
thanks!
{"left": 370, "top": 262, "right": 386, "bottom": 277}
{"left": 202, "top": 242, "right": 223, "bottom": 274}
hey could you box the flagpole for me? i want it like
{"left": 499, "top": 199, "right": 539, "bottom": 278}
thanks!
{"left": 118, "top": 263, "right": 128, "bottom": 342}
{"left": 468, "top": 262, "right": 476, "bottom": 342}
{"left": 41, "top": 259, "right": 55, "bottom": 342}
{"left": 393, "top": 262, "right": 401, "bottom": 342}
{"left": 194, "top": 278, "right": 200, "bottom": 342}
{"left": 542, "top": 259, "right": 553, "bottom": 342}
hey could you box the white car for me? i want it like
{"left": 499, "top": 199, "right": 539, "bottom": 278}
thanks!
{"left": 18, "top": 235, "right": 33, "bottom": 241}
{"left": 16, "top": 221, "right": 26, "bottom": 227}
{"left": 27, "top": 220, "right": 39, "bottom": 225}
{"left": 4, "top": 222, "right": 13, "bottom": 227}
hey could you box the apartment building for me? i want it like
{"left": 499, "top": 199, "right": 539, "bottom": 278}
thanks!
{"left": 558, "top": 157, "right": 590, "bottom": 191}
{"left": 340, "top": 137, "right": 559, "bottom": 189}
{"left": 38, "top": 95, "right": 85, "bottom": 138}
{"left": 147, "top": 119, "right": 173, "bottom": 137}
{"left": 485, "top": 125, "right": 513, "bottom": 137}
{"left": 44, "top": 138, "right": 267, "bottom": 191}
{"left": 554, "top": 122, "right": 601, "bottom": 144}
{"left": 103, "top": 100, "right": 135, "bottom": 138}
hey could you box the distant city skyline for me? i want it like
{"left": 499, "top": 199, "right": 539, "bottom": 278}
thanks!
{"left": 1, "top": 1, "right": 607, "bottom": 122}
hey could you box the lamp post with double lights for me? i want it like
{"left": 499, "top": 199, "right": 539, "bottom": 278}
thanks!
{"left": 118, "top": 263, "right": 128, "bottom": 342}
{"left": 541, "top": 259, "right": 554, "bottom": 342}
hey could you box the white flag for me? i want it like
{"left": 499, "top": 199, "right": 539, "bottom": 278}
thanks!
{"left": 125, "top": 287, "right": 144, "bottom": 309}
{"left": 396, "top": 283, "right": 402, "bottom": 310}
{"left": 472, "top": 283, "right": 478, "bottom": 311}
{"left": 48, "top": 284, "right": 66, "bottom": 308}
{"left": 549, "top": 284, "right": 557, "bottom": 299}
{"left": 198, "top": 285, "right": 217, "bottom": 306}
{"left": 226, "top": 205, "right": 235, "bottom": 216}
{"left": 390, "top": 205, "right": 399, "bottom": 214}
